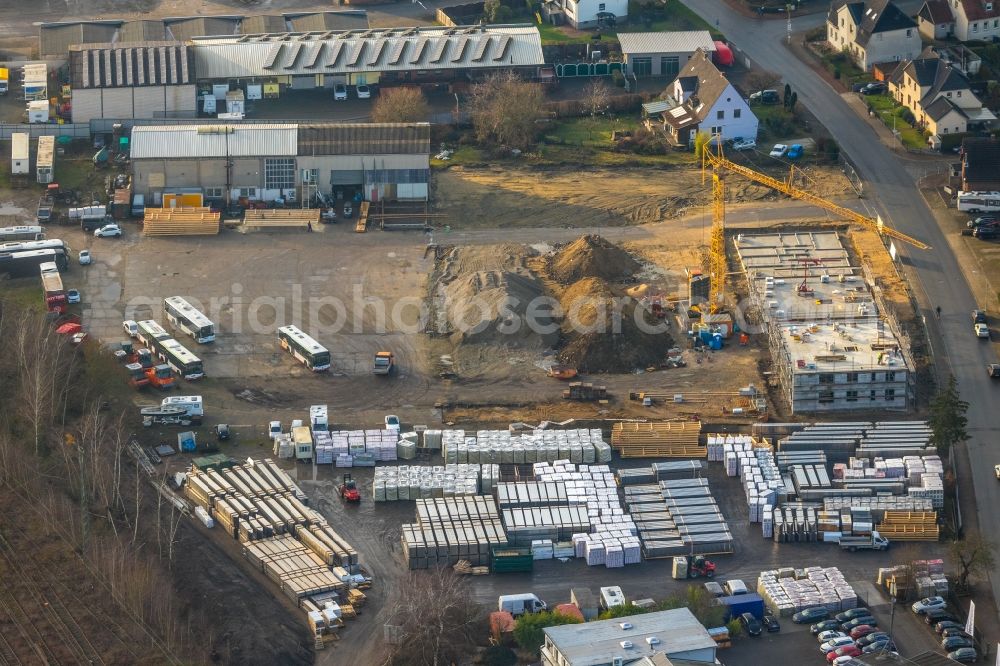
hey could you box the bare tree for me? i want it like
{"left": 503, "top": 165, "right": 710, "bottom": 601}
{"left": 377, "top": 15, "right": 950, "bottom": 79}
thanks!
{"left": 384, "top": 568, "right": 485, "bottom": 665}
{"left": 582, "top": 79, "right": 611, "bottom": 117}
{"left": 15, "top": 315, "right": 70, "bottom": 456}
{"left": 371, "top": 87, "right": 431, "bottom": 124}
{"left": 468, "top": 71, "right": 546, "bottom": 151}
{"left": 744, "top": 69, "right": 782, "bottom": 97}
{"left": 950, "top": 536, "right": 996, "bottom": 592}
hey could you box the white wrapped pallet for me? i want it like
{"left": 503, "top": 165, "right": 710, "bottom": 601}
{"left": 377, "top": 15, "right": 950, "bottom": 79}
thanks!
{"left": 195, "top": 505, "right": 214, "bottom": 528}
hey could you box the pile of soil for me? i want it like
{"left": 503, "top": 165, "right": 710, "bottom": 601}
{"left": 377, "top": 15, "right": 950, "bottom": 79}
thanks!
{"left": 558, "top": 299, "right": 673, "bottom": 373}
{"left": 443, "top": 270, "right": 557, "bottom": 347}
{"left": 559, "top": 277, "right": 614, "bottom": 330}
{"left": 550, "top": 234, "right": 641, "bottom": 284}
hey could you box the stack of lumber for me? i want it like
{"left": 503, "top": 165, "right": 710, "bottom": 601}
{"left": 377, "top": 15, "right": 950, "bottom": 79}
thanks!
{"left": 876, "top": 511, "right": 940, "bottom": 541}
{"left": 562, "top": 382, "right": 608, "bottom": 401}
{"left": 143, "top": 207, "right": 220, "bottom": 235}
{"left": 611, "top": 421, "right": 704, "bottom": 458}
{"left": 453, "top": 559, "right": 490, "bottom": 575}
{"left": 243, "top": 209, "right": 319, "bottom": 232}
{"left": 243, "top": 536, "right": 345, "bottom": 603}
{"left": 355, "top": 201, "right": 369, "bottom": 233}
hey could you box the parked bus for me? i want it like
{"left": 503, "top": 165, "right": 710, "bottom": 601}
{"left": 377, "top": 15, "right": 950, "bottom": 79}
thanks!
{"left": 2, "top": 240, "right": 71, "bottom": 270}
{"left": 277, "top": 325, "right": 330, "bottom": 372}
{"left": 957, "top": 191, "right": 1000, "bottom": 213}
{"left": 163, "top": 296, "right": 216, "bottom": 344}
{"left": 136, "top": 320, "right": 171, "bottom": 349}
{"left": 0, "top": 248, "right": 64, "bottom": 276}
{"left": 157, "top": 338, "right": 204, "bottom": 380}
{"left": 0, "top": 226, "right": 45, "bottom": 242}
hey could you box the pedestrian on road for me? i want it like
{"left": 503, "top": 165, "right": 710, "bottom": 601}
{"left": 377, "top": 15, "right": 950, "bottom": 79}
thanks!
{"left": 936, "top": 305, "right": 941, "bottom": 319}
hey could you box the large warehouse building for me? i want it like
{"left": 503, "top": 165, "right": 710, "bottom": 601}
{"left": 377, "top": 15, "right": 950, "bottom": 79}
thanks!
{"left": 129, "top": 122, "right": 430, "bottom": 205}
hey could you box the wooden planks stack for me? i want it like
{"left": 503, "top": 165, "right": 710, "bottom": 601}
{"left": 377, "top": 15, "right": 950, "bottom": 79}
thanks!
{"left": 243, "top": 209, "right": 319, "bottom": 232}
{"left": 355, "top": 201, "right": 369, "bottom": 233}
{"left": 876, "top": 511, "right": 939, "bottom": 541}
{"left": 143, "top": 207, "right": 220, "bottom": 236}
{"left": 243, "top": 536, "right": 345, "bottom": 603}
{"left": 611, "top": 421, "right": 704, "bottom": 458}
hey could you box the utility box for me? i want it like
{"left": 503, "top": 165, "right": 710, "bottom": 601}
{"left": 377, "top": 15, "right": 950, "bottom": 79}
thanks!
{"left": 11, "top": 132, "right": 29, "bottom": 174}
{"left": 225, "top": 89, "right": 245, "bottom": 115}
{"left": 36, "top": 135, "right": 54, "bottom": 184}
{"left": 201, "top": 93, "right": 216, "bottom": 114}
{"left": 292, "top": 425, "right": 313, "bottom": 461}
{"left": 27, "top": 99, "right": 49, "bottom": 123}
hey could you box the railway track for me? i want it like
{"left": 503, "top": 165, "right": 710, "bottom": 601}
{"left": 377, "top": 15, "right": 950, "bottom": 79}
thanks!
{"left": 0, "top": 553, "right": 62, "bottom": 665}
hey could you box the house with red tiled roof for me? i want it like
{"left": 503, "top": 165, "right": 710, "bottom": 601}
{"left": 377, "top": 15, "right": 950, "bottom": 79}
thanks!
{"left": 917, "top": 0, "right": 956, "bottom": 38}
{"left": 916, "top": 0, "right": 1000, "bottom": 41}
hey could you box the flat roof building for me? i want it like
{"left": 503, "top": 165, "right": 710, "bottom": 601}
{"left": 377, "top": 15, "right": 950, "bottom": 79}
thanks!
{"left": 617, "top": 30, "right": 715, "bottom": 78}
{"left": 735, "top": 232, "right": 912, "bottom": 414}
{"left": 541, "top": 608, "right": 717, "bottom": 666}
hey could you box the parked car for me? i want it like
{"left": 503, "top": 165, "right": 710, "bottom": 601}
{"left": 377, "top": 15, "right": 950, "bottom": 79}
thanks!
{"left": 812, "top": 620, "right": 842, "bottom": 634}
{"left": 122, "top": 320, "right": 138, "bottom": 337}
{"left": 857, "top": 632, "right": 890, "bottom": 647}
{"left": 787, "top": 144, "right": 804, "bottom": 159}
{"left": 947, "top": 647, "right": 979, "bottom": 663}
{"left": 703, "top": 581, "right": 724, "bottom": 597}
{"left": 334, "top": 84, "right": 348, "bottom": 101}
{"left": 355, "top": 85, "right": 371, "bottom": 99}
{"left": 967, "top": 217, "right": 997, "bottom": 229}
{"left": 94, "top": 223, "right": 122, "bottom": 238}
{"left": 268, "top": 421, "right": 282, "bottom": 440}
{"left": 740, "top": 612, "right": 762, "bottom": 637}
{"left": 831, "top": 656, "right": 860, "bottom": 666}
{"left": 940, "top": 628, "right": 972, "bottom": 639}
{"left": 850, "top": 625, "right": 876, "bottom": 639}
{"left": 762, "top": 614, "right": 780, "bottom": 632}
{"left": 216, "top": 423, "right": 230, "bottom": 441}
{"left": 862, "top": 82, "right": 886, "bottom": 95}
{"left": 973, "top": 309, "right": 988, "bottom": 323}
{"left": 924, "top": 610, "right": 958, "bottom": 625}
{"left": 990, "top": 364, "right": 1000, "bottom": 379}
{"left": 821, "top": 636, "right": 856, "bottom": 654}
{"left": 827, "top": 645, "right": 862, "bottom": 662}
{"left": 942, "top": 636, "right": 975, "bottom": 651}
{"left": 749, "top": 89, "right": 780, "bottom": 104}
{"left": 852, "top": 81, "right": 870, "bottom": 92}
{"left": 66, "top": 288, "right": 81, "bottom": 304}
{"left": 730, "top": 137, "right": 756, "bottom": 151}
{"left": 935, "top": 620, "right": 967, "bottom": 633}
{"left": 912, "top": 596, "right": 947, "bottom": 614}
{"left": 975, "top": 322, "right": 990, "bottom": 338}
{"left": 78, "top": 250, "right": 92, "bottom": 265}
{"left": 794, "top": 607, "right": 829, "bottom": 623}
{"left": 841, "top": 617, "right": 876, "bottom": 632}
{"left": 384, "top": 414, "right": 401, "bottom": 432}
{"left": 769, "top": 143, "right": 788, "bottom": 158}
{"left": 836, "top": 608, "right": 873, "bottom": 623}
{"left": 817, "top": 630, "right": 848, "bottom": 643}
{"left": 862, "top": 640, "right": 896, "bottom": 654}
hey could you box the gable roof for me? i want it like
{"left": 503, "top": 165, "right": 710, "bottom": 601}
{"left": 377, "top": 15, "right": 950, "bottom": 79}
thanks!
{"left": 918, "top": 0, "right": 954, "bottom": 23}
{"left": 961, "top": 138, "right": 1000, "bottom": 182}
{"left": 675, "top": 49, "right": 733, "bottom": 121}
{"left": 924, "top": 95, "right": 968, "bottom": 121}
{"left": 617, "top": 30, "right": 715, "bottom": 55}
{"left": 857, "top": 0, "right": 918, "bottom": 46}
{"left": 829, "top": 1, "right": 866, "bottom": 26}
{"left": 956, "top": 0, "right": 1000, "bottom": 20}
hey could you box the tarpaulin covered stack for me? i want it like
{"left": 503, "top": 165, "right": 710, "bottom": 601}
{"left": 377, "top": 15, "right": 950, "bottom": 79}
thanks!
{"left": 757, "top": 566, "right": 857, "bottom": 617}
{"left": 372, "top": 464, "right": 499, "bottom": 501}
{"left": 441, "top": 428, "right": 611, "bottom": 464}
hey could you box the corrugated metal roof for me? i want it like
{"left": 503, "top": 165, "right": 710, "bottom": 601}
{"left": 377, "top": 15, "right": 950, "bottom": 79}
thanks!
{"left": 166, "top": 17, "right": 241, "bottom": 41}
{"left": 131, "top": 124, "right": 298, "bottom": 159}
{"left": 617, "top": 30, "right": 716, "bottom": 55}
{"left": 69, "top": 44, "right": 193, "bottom": 88}
{"left": 241, "top": 15, "right": 289, "bottom": 35}
{"left": 298, "top": 123, "right": 430, "bottom": 155}
{"left": 39, "top": 22, "right": 120, "bottom": 57}
{"left": 118, "top": 20, "right": 170, "bottom": 43}
{"left": 285, "top": 11, "right": 370, "bottom": 32}
{"left": 191, "top": 24, "right": 543, "bottom": 78}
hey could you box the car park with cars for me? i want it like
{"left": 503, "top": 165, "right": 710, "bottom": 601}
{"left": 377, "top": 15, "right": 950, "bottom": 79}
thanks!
{"left": 740, "top": 612, "right": 762, "bottom": 637}
{"left": 812, "top": 620, "right": 841, "bottom": 634}
{"left": 911, "top": 596, "right": 946, "bottom": 614}
{"left": 794, "top": 607, "right": 829, "bottom": 623}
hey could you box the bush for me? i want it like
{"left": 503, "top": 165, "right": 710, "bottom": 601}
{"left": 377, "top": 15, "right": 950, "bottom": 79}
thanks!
{"left": 612, "top": 70, "right": 625, "bottom": 88}
{"left": 805, "top": 26, "right": 826, "bottom": 42}
{"left": 480, "top": 645, "right": 517, "bottom": 666}
{"left": 901, "top": 108, "right": 915, "bottom": 125}
{"left": 513, "top": 611, "right": 582, "bottom": 654}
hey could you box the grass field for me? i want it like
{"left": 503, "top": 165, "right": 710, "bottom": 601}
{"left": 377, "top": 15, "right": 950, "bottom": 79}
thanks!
{"left": 866, "top": 94, "right": 926, "bottom": 150}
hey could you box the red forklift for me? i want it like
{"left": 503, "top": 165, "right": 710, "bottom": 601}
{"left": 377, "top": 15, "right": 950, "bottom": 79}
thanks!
{"left": 338, "top": 474, "right": 360, "bottom": 502}
{"left": 688, "top": 555, "right": 717, "bottom": 578}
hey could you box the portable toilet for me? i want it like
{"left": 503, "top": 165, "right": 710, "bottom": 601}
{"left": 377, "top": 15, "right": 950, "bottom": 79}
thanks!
{"left": 201, "top": 93, "right": 216, "bottom": 114}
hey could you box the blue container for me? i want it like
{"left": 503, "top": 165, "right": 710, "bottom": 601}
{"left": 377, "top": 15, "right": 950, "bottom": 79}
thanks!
{"left": 709, "top": 334, "right": 723, "bottom": 350}
{"left": 715, "top": 592, "right": 765, "bottom": 620}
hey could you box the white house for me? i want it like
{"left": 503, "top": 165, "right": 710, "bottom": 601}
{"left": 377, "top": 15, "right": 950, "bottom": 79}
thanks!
{"left": 925, "top": 0, "right": 1000, "bottom": 41}
{"left": 648, "top": 49, "right": 757, "bottom": 147}
{"left": 559, "top": 0, "right": 627, "bottom": 29}
{"left": 827, "top": 0, "right": 921, "bottom": 70}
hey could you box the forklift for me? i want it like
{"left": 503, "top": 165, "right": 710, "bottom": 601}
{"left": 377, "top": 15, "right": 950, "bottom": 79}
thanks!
{"left": 338, "top": 474, "right": 360, "bottom": 502}
{"left": 687, "top": 555, "right": 717, "bottom": 578}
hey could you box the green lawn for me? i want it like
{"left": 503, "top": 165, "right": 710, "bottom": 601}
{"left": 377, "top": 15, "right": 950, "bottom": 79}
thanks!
{"left": 865, "top": 94, "right": 927, "bottom": 150}
{"left": 531, "top": 2, "right": 720, "bottom": 45}
{"left": 431, "top": 145, "right": 487, "bottom": 168}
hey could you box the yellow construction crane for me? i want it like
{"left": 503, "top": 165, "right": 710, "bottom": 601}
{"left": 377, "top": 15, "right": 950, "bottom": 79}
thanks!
{"left": 699, "top": 142, "right": 930, "bottom": 312}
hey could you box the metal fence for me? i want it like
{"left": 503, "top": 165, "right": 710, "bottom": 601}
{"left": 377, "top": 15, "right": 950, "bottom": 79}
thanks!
{"left": 0, "top": 123, "right": 91, "bottom": 140}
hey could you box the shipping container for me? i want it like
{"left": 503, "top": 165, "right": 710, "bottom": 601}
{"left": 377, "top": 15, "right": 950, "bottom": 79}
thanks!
{"left": 36, "top": 135, "right": 54, "bottom": 184}
{"left": 715, "top": 592, "right": 765, "bottom": 620}
{"left": 11, "top": 132, "right": 29, "bottom": 174}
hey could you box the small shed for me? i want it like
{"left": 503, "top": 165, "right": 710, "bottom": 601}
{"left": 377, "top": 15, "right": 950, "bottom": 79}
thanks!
{"left": 570, "top": 587, "right": 599, "bottom": 620}
{"left": 554, "top": 603, "right": 585, "bottom": 622}
{"left": 617, "top": 30, "right": 716, "bottom": 78}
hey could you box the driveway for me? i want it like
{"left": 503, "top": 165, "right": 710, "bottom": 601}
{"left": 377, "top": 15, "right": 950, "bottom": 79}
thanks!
{"left": 683, "top": 0, "right": 1000, "bottom": 635}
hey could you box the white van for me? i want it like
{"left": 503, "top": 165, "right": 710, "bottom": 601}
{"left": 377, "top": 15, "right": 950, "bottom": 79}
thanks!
{"left": 724, "top": 579, "right": 748, "bottom": 596}
{"left": 498, "top": 593, "right": 546, "bottom": 617}
{"left": 599, "top": 586, "right": 626, "bottom": 610}
{"left": 310, "top": 405, "right": 329, "bottom": 431}
{"left": 161, "top": 395, "right": 203, "bottom": 417}
{"left": 268, "top": 421, "right": 283, "bottom": 440}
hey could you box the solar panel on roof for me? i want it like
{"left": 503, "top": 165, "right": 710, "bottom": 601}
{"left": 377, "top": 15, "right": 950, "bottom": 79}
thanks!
{"left": 451, "top": 36, "right": 470, "bottom": 62}
{"left": 285, "top": 42, "right": 303, "bottom": 68}
{"left": 409, "top": 38, "right": 428, "bottom": 64}
{"left": 368, "top": 39, "right": 387, "bottom": 66}
{"left": 389, "top": 39, "right": 407, "bottom": 64}
{"left": 347, "top": 41, "right": 365, "bottom": 66}
{"left": 493, "top": 35, "right": 512, "bottom": 61}
{"left": 429, "top": 37, "right": 449, "bottom": 63}
{"left": 303, "top": 43, "right": 324, "bottom": 68}
{"left": 471, "top": 35, "right": 492, "bottom": 62}
{"left": 325, "top": 41, "right": 344, "bottom": 67}
{"left": 263, "top": 43, "right": 283, "bottom": 69}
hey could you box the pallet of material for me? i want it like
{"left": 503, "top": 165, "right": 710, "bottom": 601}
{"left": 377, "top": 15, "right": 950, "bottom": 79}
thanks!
{"left": 143, "top": 208, "right": 221, "bottom": 236}
{"left": 877, "top": 511, "right": 939, "bottom": 541}
{"left": 243, "top": 209, "right": 320, "bottom": 232}
{"left": 355, "top": 201, "right": 369, "bottom": 233}
{"left": 612, "top": 422, "right": 704, "bottom": 458}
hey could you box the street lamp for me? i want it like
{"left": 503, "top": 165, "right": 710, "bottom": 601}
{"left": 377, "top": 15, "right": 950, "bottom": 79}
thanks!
{"left": 885, "top": 595, "right": 896, "bottom": 654}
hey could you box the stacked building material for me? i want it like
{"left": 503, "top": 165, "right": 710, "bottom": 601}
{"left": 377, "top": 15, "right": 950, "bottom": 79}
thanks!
{"left": 316, "top": 429, "right": 398, "bottom": 466}
{"left": 823, "top": 496, "right": 933, "bottom": 513}
{"left": 778, "top": 424, "right": 864, "bottom": 463}
{"left": 877, "top": 511, "right": 940, "bottom": 541}
{"left": 723, "top": 437, "right": 783, "bottom": 523}
{"left": 775, "top": 451, "right": 827, "bottom": 472}
{"left": 440, "top": 428, "right": 610, "bottom": 464}
{"left": 401, "top": 496, "right": 508, "bottom": 569}
{"left": 856, "top": 421, "right": 935, "bottom": 457}
{"left": 142, "top": 207, "right": 220, "bottom": 235}
{"left": 531, "top": 539, "right": 554, "bottom": 559}
{"left": 372, "top": 464, "right": 499, "bottom": 501}
{"left": 622, "top": 479, "right": 733, "bottom": 558}
{"left": 243, "top": 536, "right": 345, "bottom": 604}
{"left": 757, "top": 566, "right": 857, "bottom": 617}
{"left": 771, "top": 506, "right": 819, "bottom": 542}
{"left": 502, "top": 505, "right": 591, "bottom": 545}
{"left": 611, "top": 421, "right": 703, "bottom": 458}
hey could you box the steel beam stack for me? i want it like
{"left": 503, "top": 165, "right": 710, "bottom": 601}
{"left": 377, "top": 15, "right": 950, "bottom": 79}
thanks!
{"left": 622, "top": 479, "right": 733, "bottom": 558}
{"left": 401, "top": 496, "right": 509, "bottom": 569}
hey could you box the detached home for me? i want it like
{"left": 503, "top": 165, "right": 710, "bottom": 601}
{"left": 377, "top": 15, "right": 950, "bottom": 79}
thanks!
{"left": 827, "top": 0, "right": 921, "bottom": 70}
{"left": 960, "top": 138, "right": 1000, "bottom": 191}
{"left": 917, "top": 0, "right": 956, "bottom": 38}
{"left": 645, "top": 49, "right": 757, "bottom": 147}
{"left": 923, "top": 0, "right": 1000, "bottom": 41}
{"left": 556, "top": 0, "right": 627, "bottom": 29}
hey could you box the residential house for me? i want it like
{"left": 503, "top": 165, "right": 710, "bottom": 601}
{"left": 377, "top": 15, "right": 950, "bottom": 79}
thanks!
{"left": 960, "top": 138, "right": 1000, "bottom": 190}
{"left": 643, "top": 49, "right": 758, "bottom": 147}
{"left": 827, "top": 0, "right": 922, "bottom": 70}
{"left": 558, "top": 0, "right": 627, "bottom": 29}
{"left": 888, "top": 54, "right": 996, "bottom": 141}
{"left": 917, "top": 0, "right": 955, "bottom": 38}
{"left": 944, "top": 0, "right": 1000, "bottom": 41}
{"left": 617, "top": 31, "right": 716, "bottom": 78}
{"left": 541, "top": 608, "right": 717, "bottom": 666}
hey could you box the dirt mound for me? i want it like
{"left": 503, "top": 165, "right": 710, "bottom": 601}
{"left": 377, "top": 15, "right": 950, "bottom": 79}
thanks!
{"left": 551, "top": 235, "right": 641, "bottom": 284}
{"left": 443, "top": 270, "right": 557, "bottom": 347}
{"left": 559, "top": 277, "right": 614, "bottom": 330}
{"left": 557, "top": 298, "right": 674, "bottom": 373}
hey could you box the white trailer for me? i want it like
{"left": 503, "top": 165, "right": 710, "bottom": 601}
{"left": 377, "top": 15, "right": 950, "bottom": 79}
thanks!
{"left": 292, "top": 425, "right": 313, "bottom": 461}
{"left": 36, "top": 135, "right": 54, "bottom": 184}
{"left": 22, "top": 63, "right": 47, "bottom": 101}
{"left": 11, "top": 133, "right": 29, "bottom": 174}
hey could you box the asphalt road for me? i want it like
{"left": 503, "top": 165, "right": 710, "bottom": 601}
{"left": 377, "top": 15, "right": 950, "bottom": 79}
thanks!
{"left": 683, "top": 0, "right": 1000, "bottom": 629}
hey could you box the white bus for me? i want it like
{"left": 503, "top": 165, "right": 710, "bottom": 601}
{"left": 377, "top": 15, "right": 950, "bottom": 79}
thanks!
{"left": 0, "top": 226, "right": 45, "bottom": 242}
{"left": 136, "top": 320, "right": 171, "bottom": 349}
{"left": 163, "top": 296, "right": 216, "bottom": 344}
{"left": 278, "top": 325, "right": 330, "bottom": 372}
{"left": 157, "top": 338, "right": 204, "bottom": 380}
{"left": 957, "top": 191, "right": 1000, "bottom": 213}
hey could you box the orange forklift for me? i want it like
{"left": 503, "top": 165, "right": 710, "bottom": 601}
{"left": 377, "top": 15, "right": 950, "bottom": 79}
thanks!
{"left": 145, "top": 364, "right": 176, "bottom": 390}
